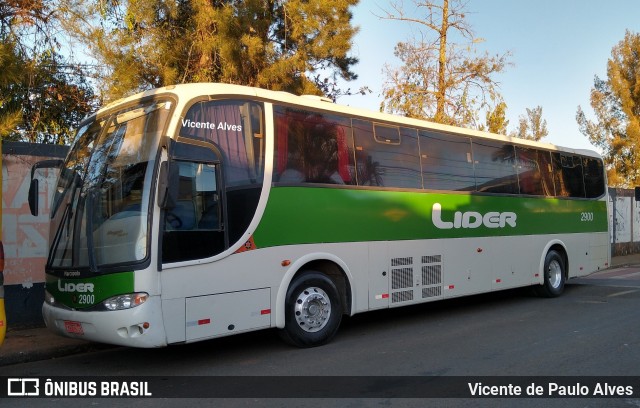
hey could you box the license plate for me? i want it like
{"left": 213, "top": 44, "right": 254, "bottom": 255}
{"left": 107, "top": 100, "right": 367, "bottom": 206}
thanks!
{"left": 64, "top": 320, "right": 84, "bottom": 335}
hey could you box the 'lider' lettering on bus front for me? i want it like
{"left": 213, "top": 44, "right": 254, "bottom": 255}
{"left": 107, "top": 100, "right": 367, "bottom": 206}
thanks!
{"left": 58, "top": 281, "right": 95, "bottom": 293}
{"left": 431, "top": 203, "right": 517, "bottom": 230}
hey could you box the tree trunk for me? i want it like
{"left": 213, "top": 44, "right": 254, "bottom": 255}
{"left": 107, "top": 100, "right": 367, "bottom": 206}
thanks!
{"left": 436, "top": 0, "right": 449, "bottom": 122}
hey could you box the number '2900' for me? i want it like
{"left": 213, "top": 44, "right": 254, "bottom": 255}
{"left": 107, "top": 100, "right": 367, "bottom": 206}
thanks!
{"left": 581, "top": 212, "right": 594, "bottom": 222}
{"left": 78, "top": 294, "right": 95, "bottom": 304}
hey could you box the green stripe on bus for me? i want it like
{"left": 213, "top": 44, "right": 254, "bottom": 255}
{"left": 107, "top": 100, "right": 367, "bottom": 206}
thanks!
{"left": 252, "top": 187, "right": 607, "bottom": 248}
{"left": 46, "top": 272, "right": 135, "bottom": 309}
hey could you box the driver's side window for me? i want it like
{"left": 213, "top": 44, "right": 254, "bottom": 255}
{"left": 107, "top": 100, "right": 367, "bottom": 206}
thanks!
{"left": 162, "top": 161, "right": 225, "bottom": 263}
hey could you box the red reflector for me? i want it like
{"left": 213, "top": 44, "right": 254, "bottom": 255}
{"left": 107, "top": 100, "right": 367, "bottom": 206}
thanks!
{"left": 496, "top": 279, "right": 501, "bottom": 283}
{"left": 64, "top": 320, "right": 84, "bottom": 335}
{"left": 261, "top": 309, "right": 271, "bottom": 315}
{"left": 198, "top": 319, "right": 211, "bottom": 326}
{"left": 448, "top": 285, "right": 455, "bottom": 289}
{"left": 382, "top": 293, "right": 389, "bottom": 299}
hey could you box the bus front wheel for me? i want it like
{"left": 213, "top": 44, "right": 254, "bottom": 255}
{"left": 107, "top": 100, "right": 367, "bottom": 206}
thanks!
{"left": 279, "top": 271, "right": 343, "bottom": 347}
{"left": 536, "top": 250, "right": 566, "bottom": 298}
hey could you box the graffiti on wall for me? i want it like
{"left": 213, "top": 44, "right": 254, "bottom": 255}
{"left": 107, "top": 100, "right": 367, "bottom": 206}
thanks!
{"left": 2, "top": 154, "right": 59, "bottom": 287}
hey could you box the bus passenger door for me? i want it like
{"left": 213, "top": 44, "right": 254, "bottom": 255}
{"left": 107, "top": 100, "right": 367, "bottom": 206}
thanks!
{"left": 159, "top": 157, "right": 225, "bottom": 344}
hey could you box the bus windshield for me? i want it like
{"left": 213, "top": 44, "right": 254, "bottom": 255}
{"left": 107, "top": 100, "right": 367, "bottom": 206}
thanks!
{"left": 48, "top": 99, "right": 173, "bottom": 272}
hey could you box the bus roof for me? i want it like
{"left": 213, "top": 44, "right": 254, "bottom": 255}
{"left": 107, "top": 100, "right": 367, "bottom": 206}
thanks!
{"left": 99, "top": 82, "right": 602, "bottom": 159}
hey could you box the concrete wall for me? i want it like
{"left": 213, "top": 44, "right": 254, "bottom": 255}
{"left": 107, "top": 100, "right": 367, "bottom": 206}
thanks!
{"left": 2, "top": 141, "right": 68, "bottom": 326}
{"left": 609, "top": 187, "right": 640, "bottom": 256}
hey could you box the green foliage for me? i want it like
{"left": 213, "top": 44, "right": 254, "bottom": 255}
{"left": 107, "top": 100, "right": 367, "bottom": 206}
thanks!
{"left": 0, "top": 0, "right": 97, "bottom": 143}
{"left": 61, "top": 0, "right": 360, "bottom": 102}
{"left": 0, "top": 40, "right": 23, "bottom": 138}
{"left": 8, "top": 53, "right": 96, "bottom": 144}
{"left": 577, "top": 30, "right": 640, "bottom": 187}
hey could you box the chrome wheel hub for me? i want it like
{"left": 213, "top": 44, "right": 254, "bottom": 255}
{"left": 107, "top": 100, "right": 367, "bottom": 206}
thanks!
{"left": 294, "top": 287, "right": 331, "bottom": 333}
{"left": 547, "top": 259, "right": 562, "bottom": 289}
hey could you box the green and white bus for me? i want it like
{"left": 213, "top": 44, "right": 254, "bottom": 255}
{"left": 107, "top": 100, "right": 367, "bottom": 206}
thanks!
{"left": 32, "top": 83, "right": 609, "bottom": 348}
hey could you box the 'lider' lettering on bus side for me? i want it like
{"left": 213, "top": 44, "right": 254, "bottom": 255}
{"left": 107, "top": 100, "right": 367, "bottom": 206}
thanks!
{"left": 431, "top": 203, "right": 517, "bottom": 230}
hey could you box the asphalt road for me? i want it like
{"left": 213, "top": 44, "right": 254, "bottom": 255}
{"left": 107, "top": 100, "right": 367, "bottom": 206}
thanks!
{"left": 2, "top": 266, "right": 640, "bottom": 408}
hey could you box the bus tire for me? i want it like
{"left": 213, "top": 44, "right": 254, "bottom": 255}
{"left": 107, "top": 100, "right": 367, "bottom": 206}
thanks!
{"left": 536, "top": 250, "right": 566, "bottom": 298}
{"left": 278, "top": 271, "right": 343, "bottom": 348}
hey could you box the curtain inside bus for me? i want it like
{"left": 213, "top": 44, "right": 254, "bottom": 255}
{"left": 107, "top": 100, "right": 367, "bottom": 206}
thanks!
{"left": 180, "top": 102, "right": 254, "bottom": 186}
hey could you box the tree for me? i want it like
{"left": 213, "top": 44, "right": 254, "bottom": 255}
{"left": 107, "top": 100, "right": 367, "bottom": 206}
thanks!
{"left": 60, "top": 0, "right": 360, "bottom": 102}
{"left": 0, "top": 39, "right": 23, "bottom": 137}
{"left": 0, "top": 0, "right": 96, "bottom": 143}
{"left": 511, "top": 105, "right": 548, "bottom": 141}
{"left": 576, "top": 30, "right": 640, "bottom": 187}
{"left": 483, "top": 100, "right": 508, "bottom": 135}
{"left": 379, "top": 0, "right": 510, "bottom": 128}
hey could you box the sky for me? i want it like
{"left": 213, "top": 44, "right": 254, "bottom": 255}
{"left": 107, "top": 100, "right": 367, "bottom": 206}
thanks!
{"left": 335, "top": 0, "right": 640, "bottom": 152}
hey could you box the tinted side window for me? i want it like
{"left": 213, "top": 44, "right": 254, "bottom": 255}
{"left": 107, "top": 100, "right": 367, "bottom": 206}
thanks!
{"left": 352, "top": 119, "right": 422, "bottom": 188}
{"left": 420, "top": 130, "right": 475, "bottom": 191}
{"left": 274, "top": 107, "right": 355, "bottom": 185}
{"left": 583, "top": 157, "right": 606, "bottom": 198}
{"left": 553, "top": 153, "right": 585, "bottom": 198}
{"left": 515, "top": 147, "right": 545, "bottom": 196}
{"left": 536, "top": 150, "right": 556, "bottom": 196}
{"left": 472, "top": 140, "right": 519, "bottom": 194}
{"left": 162, "top": 161, "right": 225, "bottom": 263}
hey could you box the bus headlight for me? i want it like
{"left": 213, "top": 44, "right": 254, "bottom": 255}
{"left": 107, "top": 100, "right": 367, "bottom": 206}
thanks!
{"left": 103, "top": 293, "right": 149, "bottom": 311}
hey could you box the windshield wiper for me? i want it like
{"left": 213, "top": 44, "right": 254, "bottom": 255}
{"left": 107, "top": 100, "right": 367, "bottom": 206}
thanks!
{"left": 84, "top": 189, "right": 99, "bottom": 273}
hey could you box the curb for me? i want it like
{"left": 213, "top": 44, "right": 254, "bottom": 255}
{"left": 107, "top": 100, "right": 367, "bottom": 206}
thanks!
{"left": 0, "top": 343, "right": 98, "bottom": 367}
{"left": 0, "top": 326, "right": 116, "bottom": 367}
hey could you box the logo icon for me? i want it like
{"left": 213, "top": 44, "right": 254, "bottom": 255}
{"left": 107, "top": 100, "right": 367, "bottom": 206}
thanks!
{"left": 7, "top": 378, "right": 40, "bottom": 396}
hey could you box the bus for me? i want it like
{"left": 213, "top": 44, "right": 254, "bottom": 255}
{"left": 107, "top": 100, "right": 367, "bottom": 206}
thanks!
{"left": 30, "top": 83, "right": 610, "bottom": 348}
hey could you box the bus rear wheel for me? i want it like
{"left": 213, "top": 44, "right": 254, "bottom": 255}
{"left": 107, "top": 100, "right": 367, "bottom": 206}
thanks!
{"left": 536, "top": 250, "right": 566, "bottom": 298}
{"left": 279, "top": 271, "right": 343, "bottom": 347}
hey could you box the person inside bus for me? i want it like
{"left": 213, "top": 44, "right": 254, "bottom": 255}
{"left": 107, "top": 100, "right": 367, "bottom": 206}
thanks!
{"left": 279, "top": 157, "right": 345, "bottom": 184}
{"left": 279, "top": 154, "right": 306, "bottom": 183}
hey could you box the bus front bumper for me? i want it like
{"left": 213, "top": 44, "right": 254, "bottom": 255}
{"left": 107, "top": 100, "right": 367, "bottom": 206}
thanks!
{"left": 42, "top": 295, "right": 167, "bottom": 348}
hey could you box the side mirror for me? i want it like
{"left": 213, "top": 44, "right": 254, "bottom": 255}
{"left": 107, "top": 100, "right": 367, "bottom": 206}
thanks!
{"left": 28, "top": 159, "right": 64, "bottom": 216}
{"left": 157, "top": 161, "right": 179, "bottom": 209}
{"left": 28, "top": 178, "right": 40, "bottom": 216}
